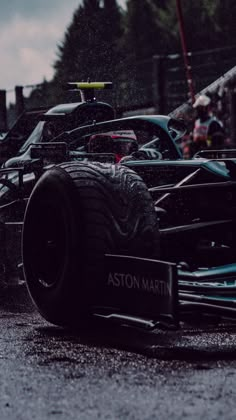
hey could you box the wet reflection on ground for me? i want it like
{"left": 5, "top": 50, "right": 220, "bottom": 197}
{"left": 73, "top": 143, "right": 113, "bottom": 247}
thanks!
{"left": 1, "top": 283, "right": 236, "bottom": 363}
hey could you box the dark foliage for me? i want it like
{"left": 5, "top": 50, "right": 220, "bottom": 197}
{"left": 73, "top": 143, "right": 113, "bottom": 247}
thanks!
{"left": 27, "top": 0, "right": 236, "bottom": 111}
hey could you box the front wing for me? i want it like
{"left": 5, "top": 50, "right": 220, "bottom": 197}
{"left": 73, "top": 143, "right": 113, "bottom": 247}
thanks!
{"left": 92, "top": 255, "right": 236, "bottom": 330}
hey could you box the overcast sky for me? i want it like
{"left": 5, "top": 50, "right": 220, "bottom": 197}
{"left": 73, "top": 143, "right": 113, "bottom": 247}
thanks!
{"left": 0, "top": 0, "right": 126, "bottom": 103}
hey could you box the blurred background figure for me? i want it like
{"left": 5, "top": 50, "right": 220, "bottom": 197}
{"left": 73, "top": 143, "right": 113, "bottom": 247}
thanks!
{"left": 192, "top": 94, "right": 224, "bottom": 154}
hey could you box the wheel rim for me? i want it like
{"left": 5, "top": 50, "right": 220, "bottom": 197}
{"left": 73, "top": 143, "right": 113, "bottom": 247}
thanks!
{"left": 28, "top": 200, "right": 67, "bottom": 289}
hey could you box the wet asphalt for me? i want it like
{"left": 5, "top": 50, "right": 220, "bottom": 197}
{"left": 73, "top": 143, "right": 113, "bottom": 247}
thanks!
{"left": 0, "top": 285, "right": 236, "bottom": 420}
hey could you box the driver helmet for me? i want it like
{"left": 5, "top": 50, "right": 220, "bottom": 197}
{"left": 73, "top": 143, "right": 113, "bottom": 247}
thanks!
{"left": 112, "top": 136, "right": 138, "bottom": 162}
{"left": 88, "top": 134, "right": 113, "bottom": 153}
{"left": 88, "top": 134, "right": 138, "bottom": 162}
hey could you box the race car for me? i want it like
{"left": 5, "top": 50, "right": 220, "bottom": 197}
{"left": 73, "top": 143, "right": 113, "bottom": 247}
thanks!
{"left": 1, "top": 81, "right": 115, "bottom": 168}
{"left": 1, "top": 82, "right": 236, "bottom": 331}
{"left": 0, "top": 106, "right": 49, "bottom": 164}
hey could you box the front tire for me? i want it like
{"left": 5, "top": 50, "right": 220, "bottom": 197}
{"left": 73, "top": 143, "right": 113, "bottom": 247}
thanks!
{"left": 22, "top": 162, "right": 160, "bottom": 326}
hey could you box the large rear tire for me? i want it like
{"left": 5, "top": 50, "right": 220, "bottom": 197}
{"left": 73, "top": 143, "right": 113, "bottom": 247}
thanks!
{"left": 22, "top": 162, "right": 160, "bottom": 326}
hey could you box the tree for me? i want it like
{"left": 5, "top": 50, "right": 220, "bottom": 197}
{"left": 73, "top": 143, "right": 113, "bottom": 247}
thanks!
{"left": 54, "top": 0, "right": 124, "bottom": 84}
{"left": 26, "top": 0, "right": 236, "bottom": 112}
{"left": 124, "top": 0, "right": 161, "bottom": 60}
{"left": 211, "top": 0, "right": 236, "bottom": 46}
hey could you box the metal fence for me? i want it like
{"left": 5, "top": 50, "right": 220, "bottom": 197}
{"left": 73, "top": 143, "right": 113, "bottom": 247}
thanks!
{"left": 1, "top": 45, "right": 236, "bottom": 132}
{"left": 119, "top": 44, "right": 236, "bottom": 115}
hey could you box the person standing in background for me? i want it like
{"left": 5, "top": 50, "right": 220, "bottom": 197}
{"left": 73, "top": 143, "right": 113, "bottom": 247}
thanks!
{"left": 192, "top": 94, "right": 224, "bottom": 154}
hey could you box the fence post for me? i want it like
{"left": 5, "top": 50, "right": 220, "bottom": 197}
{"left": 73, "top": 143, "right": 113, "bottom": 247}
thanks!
{"left": 15, "top": 85, "right": 24, "bottom": 117}
{"left": 0, "top": 90, "right": 7, "bottom": 132}
{"left": 152, "top": 55, "right": 167, "bottom": 114}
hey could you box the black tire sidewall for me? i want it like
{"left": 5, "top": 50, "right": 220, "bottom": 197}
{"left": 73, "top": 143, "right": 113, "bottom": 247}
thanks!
{"left": 23, "top": 166, "right": 88, "bottom": 324}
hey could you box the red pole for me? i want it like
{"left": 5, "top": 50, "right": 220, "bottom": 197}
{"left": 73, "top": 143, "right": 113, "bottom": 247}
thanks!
{"left": 176, "top": 0, "right": 195, "bottom": 104}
